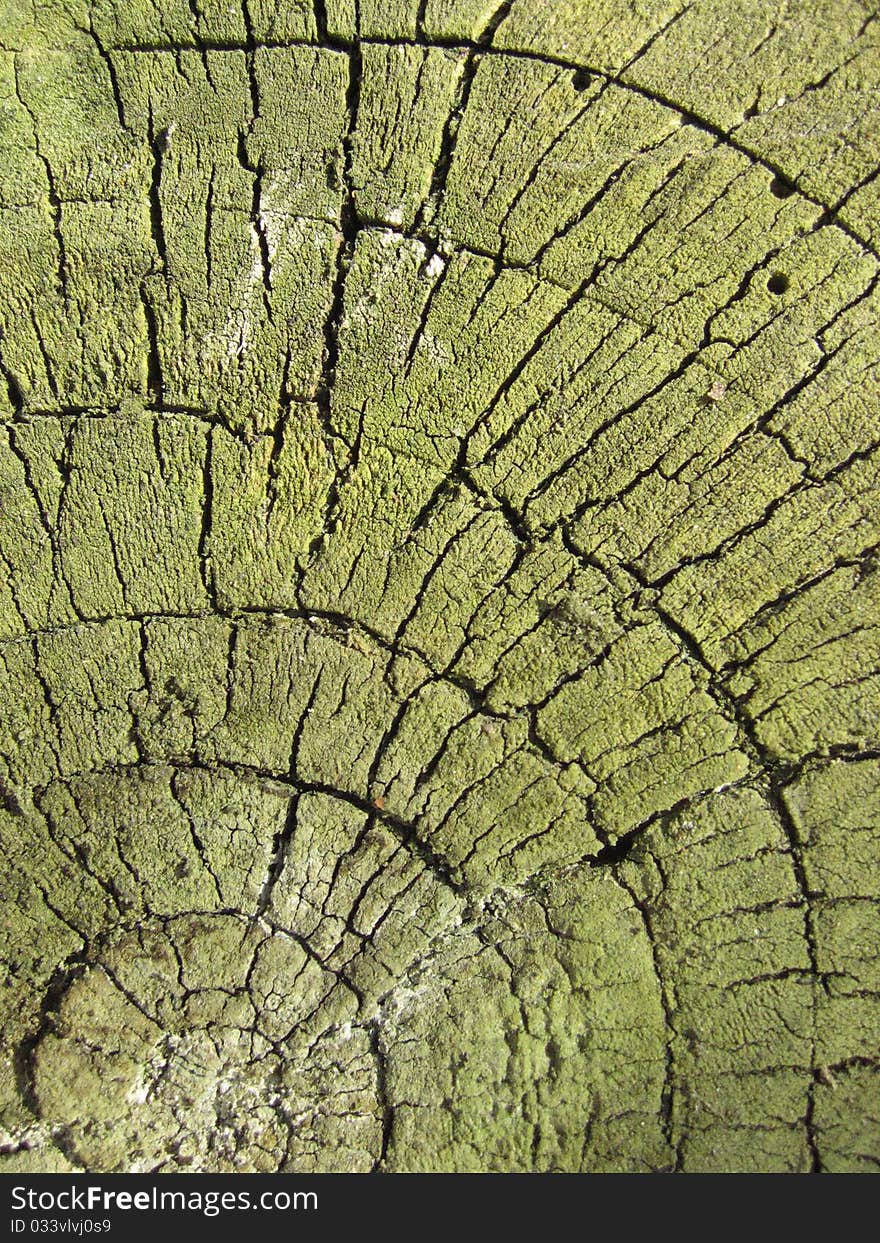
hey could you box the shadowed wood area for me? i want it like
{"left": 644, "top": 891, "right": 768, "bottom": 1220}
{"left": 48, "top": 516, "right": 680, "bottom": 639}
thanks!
{"left": 0, "top": 0, "right": 878, "bottom": 1172}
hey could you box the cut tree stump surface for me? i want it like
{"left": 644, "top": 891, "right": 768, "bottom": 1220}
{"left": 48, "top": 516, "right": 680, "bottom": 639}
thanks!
{"left": 0, "top": 0, "right": 878, "bottom": 1172}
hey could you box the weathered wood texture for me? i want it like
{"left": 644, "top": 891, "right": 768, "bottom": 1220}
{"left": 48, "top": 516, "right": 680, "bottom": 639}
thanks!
{"left": 0, "top": 0, "right": 878, "bottom": 1172}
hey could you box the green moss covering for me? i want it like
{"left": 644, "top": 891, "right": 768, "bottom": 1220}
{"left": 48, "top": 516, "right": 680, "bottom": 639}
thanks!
{"left": 0, "top": 0, "right": 878, "bottom": 1172}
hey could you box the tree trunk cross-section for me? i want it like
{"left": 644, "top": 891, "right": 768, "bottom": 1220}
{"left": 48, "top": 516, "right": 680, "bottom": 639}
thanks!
{"left": 0, "top": 0, "right": 878, "bottom": 1174}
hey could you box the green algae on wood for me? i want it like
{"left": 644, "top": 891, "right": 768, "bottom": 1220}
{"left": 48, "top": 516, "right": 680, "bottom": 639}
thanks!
{"left": 0, "top": 0, "right": 878, "bottom": 1172}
